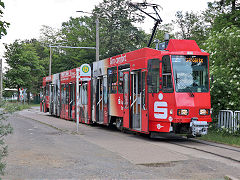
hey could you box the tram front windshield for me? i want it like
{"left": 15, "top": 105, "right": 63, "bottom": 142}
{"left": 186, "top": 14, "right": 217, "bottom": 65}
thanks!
{"left": 172, "top": 55, "right": 209, "bottom": 93}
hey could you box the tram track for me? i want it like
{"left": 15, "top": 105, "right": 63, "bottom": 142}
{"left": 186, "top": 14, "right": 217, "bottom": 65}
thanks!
{"left": 167, "top": 137, "right": 240, "bottom": 163}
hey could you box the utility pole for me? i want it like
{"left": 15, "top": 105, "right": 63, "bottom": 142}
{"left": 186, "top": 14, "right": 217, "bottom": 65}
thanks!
{"left": 0, "top": 58, "right": 2, "bottom": 101}
{"left": 76, "top": 11, "right": 100, "bottom": 61}
{"left": 49, "top": 46, "right": 52, "bottom": 76}
{"left": 96, "top": 16, "right": 99, "bottom": 61}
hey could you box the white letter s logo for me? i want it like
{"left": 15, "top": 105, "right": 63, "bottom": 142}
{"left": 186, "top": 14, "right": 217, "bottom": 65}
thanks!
{"left": 154, "top": 102, "right": 168, "bottom": 119}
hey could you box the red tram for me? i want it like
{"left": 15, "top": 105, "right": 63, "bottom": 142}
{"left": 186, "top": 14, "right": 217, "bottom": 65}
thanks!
{"left": 41, "top": 39, "right": 212, "bottom": 137}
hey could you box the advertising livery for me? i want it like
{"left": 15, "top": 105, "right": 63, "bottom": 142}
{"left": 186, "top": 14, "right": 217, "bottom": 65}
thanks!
{"left": 41, "top": 39, "right": 211, "bottom": 137}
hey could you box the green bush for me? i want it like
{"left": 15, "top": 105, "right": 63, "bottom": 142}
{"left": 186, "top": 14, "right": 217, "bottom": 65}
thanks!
{"left": 205, "top": 26, "right": 240, "bottom": 115}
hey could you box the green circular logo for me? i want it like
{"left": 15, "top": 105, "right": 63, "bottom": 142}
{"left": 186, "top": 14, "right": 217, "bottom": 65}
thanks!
{"left": 82, "top": 65, "right": 89, "bottom": 73}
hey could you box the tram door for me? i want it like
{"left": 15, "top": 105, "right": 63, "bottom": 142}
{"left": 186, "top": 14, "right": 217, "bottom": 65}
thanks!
{"left": 53, "top": 84, "right": 56, "bottom": 115}
{"left": 65, "top": 84, "right": 69, "bottom": 120}
{"left": 53, "top": 84, "right": 58, "bottom": 116}
{"left": 103, "top": 75, "right": 108, "bottom": 124}
{"left": 69, "top": 83, "right": 75, "bottom": 120}
{"left": 97, "top": 77, "right": 104, "bottom": 123}
{"left": 79, "top": 82, "right": 88, "bottom": 123}
{"left": 123, "top": 71, "right": 130, "bottom": 128}
{"left": 141, "top": 71, "right": 148, "bottom": 132}
{"left": 60, "top": 84, "right": 66, "bottom": 119}
{"left": 56, "top": 83, "right": 61, "bottom": 117}
{"left": 130, "top": 71, "right": 141, "bottom": 130}
{"left": 50, "top": 85, "right": 54, "bottom": 115}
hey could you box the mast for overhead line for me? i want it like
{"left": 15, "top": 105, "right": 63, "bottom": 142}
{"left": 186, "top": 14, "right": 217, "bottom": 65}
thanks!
{"left": 128, "top": 1, "right": 163, "bottom": 47}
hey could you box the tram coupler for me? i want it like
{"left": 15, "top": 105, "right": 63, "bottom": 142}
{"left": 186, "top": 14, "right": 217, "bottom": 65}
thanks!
{"left": 190, "top": 118, "right": 208, "bottom": 137}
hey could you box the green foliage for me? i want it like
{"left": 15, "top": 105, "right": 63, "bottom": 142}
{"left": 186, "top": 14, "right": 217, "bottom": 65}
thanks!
{"left": 0, "top": 101, "right": 13, "bottom": 175}
{"left": 2, "top": 102, "right": 30, "bottom": 113}
{"left": 4, "top": 40, "right": 46, "bottom": 98}
{"left": 93, "top": 0, "right": 146, "bottom": 58}
{"left": 37, "top": 0, "right": 148, "bottom": 73}
{"left": 173, "top": 11, "right": 209, "bottom": 47}
{"left": 59, "top": 16, "right": 96, "bottom": 71}
{"left": 0, "top": 0, "right": 10, "bottom": 39}
{"left": 204, "top": 0, "right": 240, "bottom": 32}
{"left": 199, "top": 127, "right": 240, "bottom": 147}
{"left": 204, "top": 26, "right": 240, "bottom": 113}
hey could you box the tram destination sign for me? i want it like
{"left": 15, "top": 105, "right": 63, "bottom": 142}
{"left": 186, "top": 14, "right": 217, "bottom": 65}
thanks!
{"left": 79, "top": 64, "right": 91, "bottom": 81}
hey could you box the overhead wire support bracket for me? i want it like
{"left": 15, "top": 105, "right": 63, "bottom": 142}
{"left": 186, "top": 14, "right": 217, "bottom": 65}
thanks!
{"left": 129, "top": 2, "right": 163, "bottom": 47}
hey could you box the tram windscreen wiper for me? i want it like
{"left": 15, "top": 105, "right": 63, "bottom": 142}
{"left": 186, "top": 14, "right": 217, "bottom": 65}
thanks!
{"left": 186, "top": 87, "right": 194, "bottom": 97}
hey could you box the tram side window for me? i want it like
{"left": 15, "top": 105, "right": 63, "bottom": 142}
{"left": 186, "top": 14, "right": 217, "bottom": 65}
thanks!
{"left": 66, "top": 85, "right": 69, "bottom": 105}
{"left": 73, "top": 84, "right": 75, "bottom": 106}
{"left": 147, "top": 59, "right": 160, "bottom": 93}
{"left": 103, "top": 77, "right": 108, "bottom": 105}
{"left": 46, "top": 82, "right": 49, "bottom": 96}
{"left": 108, "top": 67, "right": 117, "bottom": 94}
{"left": 118, "top": 71, "right": 123, "bottom": 93}
{"left": 162, "top": 56, "right": 173, "bottom": 93}
{"left": 51, "top": 85, "right": 54, "bottom": 100}
{"left": 43, "top": 87, "right": 46, "bottom": 97}
{"left": 81, "top": 84, "right": 88, "bottom": 105}
{"left": 70, "top": 84, "right": 75, "bottom": 106}
{"left": 118, "top": 64, "right": 130, "bottom": 94}
{"left": 61, "top": 85, "right": 64, "bottom": 105}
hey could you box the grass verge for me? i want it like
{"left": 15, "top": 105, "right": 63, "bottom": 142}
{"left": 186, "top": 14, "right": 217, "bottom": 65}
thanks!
{"left": 0, "top": 101, "right": 31, "bottom": 113}
{"left": 198, "top": 128, "right": 240, "bottom": 147}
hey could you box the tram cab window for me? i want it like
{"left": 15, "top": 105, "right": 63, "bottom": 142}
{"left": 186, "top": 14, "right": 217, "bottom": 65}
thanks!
{"left": 147, "top": 59, "right": 160, "bottom": 93}
{"left": 162, "top": 56, "right": 173, "bottom": 93}
{"left": 108, "top": 67, "right": 117, "bottom": 94}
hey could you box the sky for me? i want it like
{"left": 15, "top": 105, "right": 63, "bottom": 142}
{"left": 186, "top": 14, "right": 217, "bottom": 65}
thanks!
{"left": 0, "top": 0, "right": 215, "bottom": 65}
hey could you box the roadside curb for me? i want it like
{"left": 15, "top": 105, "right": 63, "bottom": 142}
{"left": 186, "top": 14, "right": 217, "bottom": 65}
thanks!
{"left": 17, "top": 111, "right": 84, "bottom": 136}
{"left": 225, "top": 175, "right": 239, "bottom": 180}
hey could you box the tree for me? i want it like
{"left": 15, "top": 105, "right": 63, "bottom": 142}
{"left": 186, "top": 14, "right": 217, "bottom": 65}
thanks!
{"left": 38, "top": 0, "right": 148, "bottom": 73}
{"left": 93, "top": 0, "right": 146, "bottom": 58}
{"left": 204, "top": 0, "right": 240, "bottom": 32}
{"left": 205, "top": 26, "right": 240, "bottom": 114}
{"left": 173, "top": 11, "right": 208, "bottom": 47}
{"left": 4, "top": 40, "right": 45, "bottom": 102}
{"left": 59, "top": 16, "right": 96, "bottom": 71}
{"left": 0, "top": 1, "right": 9, "bottom": 39}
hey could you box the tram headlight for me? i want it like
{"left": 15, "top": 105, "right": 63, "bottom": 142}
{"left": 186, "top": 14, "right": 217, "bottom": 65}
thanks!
{"left": 177, "top": 109, "right": 189, "bottom": 116}
{"left": 199, "top": 109, "right": 210, "bottom": 115}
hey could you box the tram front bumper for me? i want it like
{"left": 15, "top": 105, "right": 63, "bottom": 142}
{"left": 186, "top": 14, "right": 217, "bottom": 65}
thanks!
{"left": 190, "top": 118, "right": 208, "bottom": 136}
